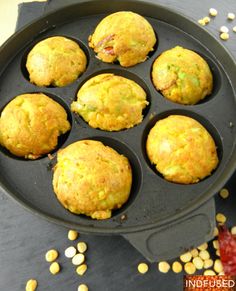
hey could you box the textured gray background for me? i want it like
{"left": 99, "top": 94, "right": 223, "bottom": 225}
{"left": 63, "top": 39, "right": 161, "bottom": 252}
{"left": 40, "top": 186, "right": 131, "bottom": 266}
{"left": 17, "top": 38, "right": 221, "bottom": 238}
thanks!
{"left": 0, "top": 0, "right": 236, "bottom": 290}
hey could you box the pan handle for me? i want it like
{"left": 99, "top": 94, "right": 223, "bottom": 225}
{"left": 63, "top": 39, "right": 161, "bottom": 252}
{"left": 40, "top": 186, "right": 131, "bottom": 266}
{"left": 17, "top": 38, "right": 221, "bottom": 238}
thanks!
{"left": 122, "top": 198, "right": 215, "bottom": 262}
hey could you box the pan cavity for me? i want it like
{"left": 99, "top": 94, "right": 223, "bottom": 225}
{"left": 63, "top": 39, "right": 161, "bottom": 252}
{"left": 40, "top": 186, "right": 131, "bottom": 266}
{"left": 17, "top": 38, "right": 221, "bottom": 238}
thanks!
{"left": 21, "top": 35, "right": 89, "bottom": 88}
{"left": 150, "top": 48, "right": 222, "bottom": 105}
{"left": 0, "top": 92, "right": 72, "bottom": 161}
{"left": 54, "top": 136, "right": 143, "bottom": 220}
{"left": 71, "top": 69, "right": 151, "bottom": 132}
{"left": 142, "top": 109, "right": 223, "bottom": 184}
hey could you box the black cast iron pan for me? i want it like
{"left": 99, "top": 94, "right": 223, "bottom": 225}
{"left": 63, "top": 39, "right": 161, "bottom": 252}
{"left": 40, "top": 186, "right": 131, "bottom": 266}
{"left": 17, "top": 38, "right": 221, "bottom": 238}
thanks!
{"left": 0, "top": 0, "right": 236, "bottom": 262}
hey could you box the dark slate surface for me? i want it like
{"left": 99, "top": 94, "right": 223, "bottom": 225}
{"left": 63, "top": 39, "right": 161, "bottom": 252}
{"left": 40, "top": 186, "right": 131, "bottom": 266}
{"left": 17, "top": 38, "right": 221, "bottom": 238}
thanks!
{"left": 0, "top": 1, "right": 236, "bottom": 290}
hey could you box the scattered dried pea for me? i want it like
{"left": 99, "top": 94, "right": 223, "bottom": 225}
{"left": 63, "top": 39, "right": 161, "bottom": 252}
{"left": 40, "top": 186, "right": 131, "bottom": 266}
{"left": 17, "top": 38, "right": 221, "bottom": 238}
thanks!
{"left": 228, "top": 12, "right": 235, "bottom": 20}
{"left": 213, "top": 227, "right": 219, "bottom": 237}
{"left": 184, "top": 262, "right": 196, "bottom": 275}
{"left": 192, "top": 257, "right": 204, "bottom": 270}
{"left": 204, "top": 269, "right": 216, "bottom": 275}
{"left": 78, "top": 284, "right": 89, "bottom": 291}
{"left": 220, "top": 32, "right": 229, "bottom": 40}
{"left": 214, "top": 259, "right": 223, "bottom": 273}
{"left": 137, "top": 263, "right": 149, "bottom": 274}
{"left": 209, "top": 8, "right": 218, "bottom": 17}
{"left": 204, "top": 259, "right": 214, "bottom": 269}
{"left": 25, "top": 279, "right": 37, "bottom": 291}
{"left": 49, "top": 262, "right": 60, "bottom": 275}
{"left": 197, "top": 243, "right": 208, "bottom": 251}
{"left": 45, "top": 249, "right": 58, "bottom": 262}
{"left": 72, "top": 253, "right": 85, "bottom": 266}
{"left": 231, "top": 226, "right": 236, "bottom": 235}
{"left": 190, "top": 249, "right": 199, "bottom": 258}
{"left": 77, "top": 242, "right": 88, "bottom": 253}
{"left": 65, "top": 246, "right": 77, "bottom": 258}
{"left": 76, "top": 264, "right": 88, "bottom": 276}
{"left": 203, "top": 16, "right": 210, "bottom": 24}
{"left": 220, "top": 26, "right": 229, "bottom": 33}
{"left": 68, "top": 230, "right": 79, "bottom": 241}
{"left": 213, "top": 240, "right": 219, "bottom": 249}
{"left": 180, "top": 252, "right": 192, "bottom": 263}
{"left": 216, "top": 213, "right": 227, "bottom": 223}
{"left": 219, "top": 188, "right": 229, "bottom": 199}
{"left": 198, "top": 19, "right": 206, "bottom": 26}
{"left": 199, "top": 250, "right": 210, "bottom": 260}
{"left": 158, "top": 261, "right": 170, "bottom": 273}
{"left": 172, "top": 261, "right": 182, "bottom": 273}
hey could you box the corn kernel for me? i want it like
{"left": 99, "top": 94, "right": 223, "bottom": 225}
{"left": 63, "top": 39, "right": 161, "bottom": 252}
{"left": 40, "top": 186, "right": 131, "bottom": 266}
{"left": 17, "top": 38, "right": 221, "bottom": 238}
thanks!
{"left": 77, "top": 242, "right": 87, "bottom": 253}
{"left": 76, "top": 264, "right": 88, "bottom": 276}
{"left": 204, "top": 259, "right": 214, "bottom": 269}
{"left": 203, "top": 16, "right": 210, "bottom": 24}
{"left": 233, "top": 26, "right": 236, "bottom": 32}
{"left": 199, "top": 250, "right": 210, "bottom": 260}
{"left": 72, "top": 253, "right": 85, "bottom": 266}
{"left": 192, "top": 257, "right": 204, "bottom": 270}
{"left": 204, "top": 270, "right": 216, "bottom": 275}
{"left": 219, "top": 188, "right": 229, "bottom": 199}
{"left": 190, "top": 249, "right": 199, "bottom": 258}
{"left": 65, "top": 246, "right": 77, "bottom": 258}
{"left": 26, "top": 279, "right": 37, "bottom": 291}
{"left": 158, "top": 261, "right": 170, "bottom": 273}
{"left": 197, "top": 243, "right": 208, "bottom": 251}
{"left": 216, "top": 249, "right": 220, "bottom": 257}
{"left": 228, "top": 12, "right": 235, "bottom": 20}
{"left": 180, "top": 252, "right": 192, "bottom": 263}
{"left": 172, "top": 261, "right": 182, "bottom": 273}
{"left": 213, "top": 240, "right": 219, "bottom": 249}
{"left": 220, "top": 32, "right": 229, "bottom": 41}
{"left": 216, "top": 213, "right": 227, "bottom": 223}
{"left": 137, "top": 263, "right": 149, "bottom": 274}
{"left": 209, "top": 8, "right": 218, "bottom": 16}
{"left": 231, "top": 226, "right": 236, "bottom": 235}
{"left": 214, "top": 259, "right": 223, "bottom": 273}
{"left": 49, "top": 262, "right": 60, "bottom": 275}
{"left": 220, "top": 26, "right": 229, "bottom": 33}
{"left": 184, "top": 262, "right": 196, "bottom": 275}
{"left": 45, "top": 249, "right": 58, "bottom": 262}
{"left": 78, "top": 284, "right": 88, "bottom": 291}
{"left": 213, "top": 227, "right": 219, "bottom": 237}
{"left": 68, "top": 230, "right": 79, "bottom": 241}
{"left": 198, "top": 19, "right": 206, "bottom": 26}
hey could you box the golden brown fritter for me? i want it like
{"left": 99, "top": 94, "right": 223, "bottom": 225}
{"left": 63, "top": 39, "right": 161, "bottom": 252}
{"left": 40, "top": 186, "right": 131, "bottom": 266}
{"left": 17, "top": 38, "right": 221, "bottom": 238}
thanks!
{"left": 0, "top": 93, "right": 71, "bottom": 159}
{"left": 71, "top": 73, "right": 148, "bottom": 131}
{"left": 88, "top": 11, "right": 156, "bottom": 67}
{"left": 26, "top": 36, "right": 87, "bottom": 87}
{"left": 152, "top": 46, "right": 213, "bottom": 105}
{"left": 53, "top": 140, "right": 132, "bottom": 219}
{"left": 146, "top": 115, "right": 219, "bottom": 184}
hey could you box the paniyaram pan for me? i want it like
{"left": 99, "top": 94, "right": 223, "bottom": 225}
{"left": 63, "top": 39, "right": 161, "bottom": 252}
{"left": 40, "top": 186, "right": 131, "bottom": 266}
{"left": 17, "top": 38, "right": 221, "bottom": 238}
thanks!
{"left": 0, "top": 0, "right": 235, "bottom": 262}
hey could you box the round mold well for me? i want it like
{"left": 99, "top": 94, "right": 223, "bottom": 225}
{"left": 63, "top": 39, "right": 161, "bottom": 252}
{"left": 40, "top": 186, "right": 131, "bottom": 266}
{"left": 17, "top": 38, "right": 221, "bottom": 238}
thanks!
{"left": 55, "top": 136, "right": 143, "bottom": 220}
{"left": 72, "top": 68, "right": 151, "bottom": 130}
{"left": 142, "top": 109, "right": 223, "bottom": 183}
{"left": 21, "top": 35, "right": 90, "bottom": 88}
{"left": 0, "top": 92, "right": 73, "bottom": 161}
{"left": 150, "top": 47, "right": 222, "bottom": 105}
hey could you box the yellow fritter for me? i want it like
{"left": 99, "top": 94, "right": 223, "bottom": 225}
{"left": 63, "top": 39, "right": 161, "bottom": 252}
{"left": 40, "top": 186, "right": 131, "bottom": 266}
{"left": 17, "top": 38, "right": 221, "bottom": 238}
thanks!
{"left": 146, "top": 115, "right": 219, "bottom": 184}
{"left": 71, "top": 73, "right": 148, "bottom": 131}
{"left": 0, "top": 93, "right": 71, "bottom": 159}
{"left": 53, "top": 140, "right": 132, "bottom": 219}
{"left": 152, "top": 46, "right": 213, "bottom": 105}
{"left": 88, "top": 11, "right": 156, "bottom": 67}
{"left": 26, "top": 36, "right": 87, "bottom": 87}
